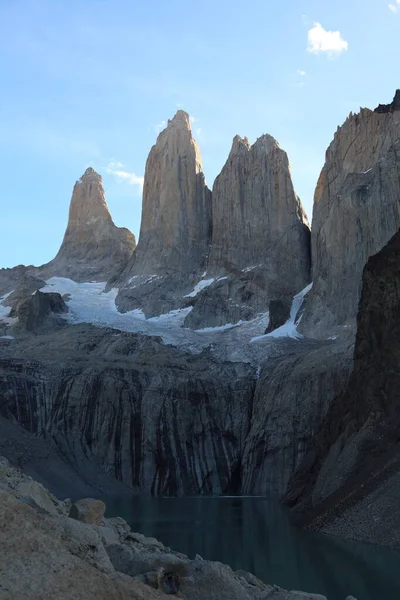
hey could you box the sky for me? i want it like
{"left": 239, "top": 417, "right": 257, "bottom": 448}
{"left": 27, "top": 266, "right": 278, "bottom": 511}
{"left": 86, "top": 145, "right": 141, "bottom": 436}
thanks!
{"left": 0, "top": 0, "right": 399, "bottom": 268}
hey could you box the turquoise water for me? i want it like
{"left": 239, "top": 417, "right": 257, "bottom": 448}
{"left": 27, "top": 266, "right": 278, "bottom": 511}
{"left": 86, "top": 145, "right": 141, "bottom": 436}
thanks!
{"left": 105, "top": 495, "right": 400, "bottom": 600}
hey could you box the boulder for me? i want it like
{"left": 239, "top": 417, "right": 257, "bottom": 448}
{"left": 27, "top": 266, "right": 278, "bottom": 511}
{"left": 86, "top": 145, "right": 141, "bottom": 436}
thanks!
{"left": 69, "top": 498, "right": 106, "bottom": 525}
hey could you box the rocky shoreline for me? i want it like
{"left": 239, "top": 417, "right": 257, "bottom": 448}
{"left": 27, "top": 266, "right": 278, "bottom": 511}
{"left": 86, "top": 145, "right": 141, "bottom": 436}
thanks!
{"left": 0, "top": 457, "right": 356, "bottom": 600}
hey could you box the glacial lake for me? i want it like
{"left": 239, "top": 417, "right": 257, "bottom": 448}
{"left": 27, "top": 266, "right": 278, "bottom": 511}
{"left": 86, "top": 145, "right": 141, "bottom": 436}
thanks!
{"left": 105, "top": 495, "right": 400, "bottom": 600}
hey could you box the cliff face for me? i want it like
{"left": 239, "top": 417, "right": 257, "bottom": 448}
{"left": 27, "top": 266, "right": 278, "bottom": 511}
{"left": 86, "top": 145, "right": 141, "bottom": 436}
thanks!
{"left": 209, "top": 134, "right": 310, "bottom": 278}
{"left": 120, "top": 111, "right": 211, "bottom": 278}
{"left": 242, "top": 341, "right": 352, "bottom": 495}
{"left": 300, "top": 92, "right": 400, "bottom": 339}
{"left": 0, "top": 326, "right": 255, "bottom": 496}
{"left": 285, "top": 228, "right": 400, "bottom": 547}
{"left": 45, "top": 168, "right": 136, "bottom": 282}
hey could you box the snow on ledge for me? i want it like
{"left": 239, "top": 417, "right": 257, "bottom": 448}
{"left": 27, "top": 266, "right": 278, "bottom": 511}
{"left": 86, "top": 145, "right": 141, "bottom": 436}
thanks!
{"left": 250, "top": 282, "right": 313, "bottom": 342}
{"left": 184, "top": 278, "right": 216, "bottom": 298}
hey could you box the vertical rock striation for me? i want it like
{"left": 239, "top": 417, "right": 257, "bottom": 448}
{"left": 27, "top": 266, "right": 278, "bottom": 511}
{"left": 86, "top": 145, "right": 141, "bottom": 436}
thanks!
{"left": 113, "top": 111, "right": 212, "bottom": 315}
{"left": 184, "top": 134, "right": 311, "bottom": 328}
{"left": 299, "top": 91, "right": 400, "bottom": 339}
{"left": 45, "top": 167, "right": 136, "bottom": 282}
{"left": 209, "top": 134, "right": 310, "bottom": 280}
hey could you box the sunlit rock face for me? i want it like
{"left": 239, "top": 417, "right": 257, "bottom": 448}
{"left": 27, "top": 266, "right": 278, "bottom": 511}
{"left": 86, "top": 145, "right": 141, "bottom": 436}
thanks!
{"left": 299, "top": 91, "right": 400, "bottom": 339}
{"left": 209, "top": 134, "right": 310, "bottom": 278}
{"left": 184, "top": 133, "right": 311, "bottom": 329}
{"left": 45, "top": 167, "right": 136, "bottom": 282}
{"left": 122, "top": 110, "right": 212, "bottom": 277}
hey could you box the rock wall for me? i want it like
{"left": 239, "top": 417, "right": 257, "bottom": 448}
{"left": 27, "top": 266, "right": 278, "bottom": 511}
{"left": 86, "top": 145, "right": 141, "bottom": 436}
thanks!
{"left": 300, "top": 92, "right": 400, "bottom": 339}
{"left": 242, "top": 340, "right": 353, "bottom": 495}
{"left": 285, "top": 228, "right": 400, "bottom": 547}
{"left": 0, "top": 326, "right": 255, "bottom": 496}
{"left": 45, "top": 167, "right": 136, "bottom": 282}
{"left": 209, "top": 134, "right": 310, "bottom": 279}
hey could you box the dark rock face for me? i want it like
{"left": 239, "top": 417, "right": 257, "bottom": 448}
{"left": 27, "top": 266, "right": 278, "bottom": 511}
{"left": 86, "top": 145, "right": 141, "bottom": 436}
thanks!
{"left": 265, "top": 299, "right": 291, "bottom": 334}
{"left": 9, "top": 291, "right": 68, "bottom": 332}
{"left": 374, "top": 89, "right": 400, "bottom": 113}
{"left": 285, "top": 229, "right": 400, "bottom": 544}
{"left": 0, "top": 326, "right": 255, "bottom": 496}
{"left": 299, "top": 96, "right": 400, "bottom": 339}
{"left": 241, "top": 340, "right": 353, "bottom": 495}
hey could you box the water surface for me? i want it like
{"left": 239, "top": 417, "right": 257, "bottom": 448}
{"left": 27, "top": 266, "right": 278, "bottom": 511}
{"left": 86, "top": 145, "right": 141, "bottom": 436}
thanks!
{"left": 106, "top": 495, "right": 400, "bottom": 600}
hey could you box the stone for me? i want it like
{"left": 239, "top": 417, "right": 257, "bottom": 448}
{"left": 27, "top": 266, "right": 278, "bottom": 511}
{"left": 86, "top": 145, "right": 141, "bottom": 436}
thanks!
{"left": 285, "top": 229, "right": 400, "bottom": 548}
{"left": 113, "top": 111, "right": 212, "bottom": 312}
{"left": 265, "top": 299, "right": 291, "bottom": 334}
{"left": 374, "top": 89, "right": 400, "bottom": 113}
{"left": 209, "top": 134, "right": 310, "bottom": 278}
{"left": 299, "top": 92, "right": 400, "bottom": 339}
{"left": 15, "top": 478, "right": 60, "bottom": 516}
{"left": 69, "top": 498, "right": 106, "bottom": 525}
{"left": 184, "top": 134, "right": 311, "bottom": 328}
{"left": 242, "top": 340, "right": 353, "bottom": 494}
{"left": 9, "top": 290, "right": 68, "bottom": 332}
{"left": 44, "top": 167, "right": 136, "bottom": 282}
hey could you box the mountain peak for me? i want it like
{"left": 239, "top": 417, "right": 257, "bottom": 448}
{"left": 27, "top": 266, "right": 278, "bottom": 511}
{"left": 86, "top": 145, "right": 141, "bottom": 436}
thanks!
{"left": 375, "top": 89, "right": 400, "bottom": 114}
{"left": 168, "top": 110, "right": 191, "bottom": 130}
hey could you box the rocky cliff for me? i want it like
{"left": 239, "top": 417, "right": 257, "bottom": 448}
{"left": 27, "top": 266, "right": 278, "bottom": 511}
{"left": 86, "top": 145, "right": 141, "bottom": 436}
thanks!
{"left": 112, "top": 111, "right": 212, "bottom": 316}
{"left": 111, "top": 115, "right": 311, "bottom": 327}
{"left": 45, "top": 167, "right": 136, "bottom": 282}
{"left": 0, "top": 325, "right": 256, "bottom": 496}
{"left": 299, "top": 90, "right": 400, "bottom": 339}
{"left": 0, "top": 168, "right": 136, "bottom": 294}
{"left": 285, "top": 228, "right": 400, "bottom": 548}
{"left": 183, "top": 134, "right": 311, "bottom": 328}
{"left": 209, "top": 134, "right": 310, "bottom": 276}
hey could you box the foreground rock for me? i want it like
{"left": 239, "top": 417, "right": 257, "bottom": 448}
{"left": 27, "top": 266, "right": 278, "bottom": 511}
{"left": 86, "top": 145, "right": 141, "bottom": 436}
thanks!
{"left": 300, "top": 90, "right": 400, "bottom": 339}
{"left": 0, "top": 458, "right": 347, "bottom": 600}
{"left": 285, "top": 228, "right": 400, "bottom": 549}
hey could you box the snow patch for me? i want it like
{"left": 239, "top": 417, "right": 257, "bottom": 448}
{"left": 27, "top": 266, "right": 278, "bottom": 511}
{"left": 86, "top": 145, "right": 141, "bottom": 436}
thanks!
{"left": 242, "top": 264, "right": 263, "bottom": 273}
{"left": 195, "top": 320, "right": 245, "bottom": 333}
{"left": 0, "top": 335, "right": 14, "bottom": 340}
{"left": 184, "top": 278, "right": 215, "bottom": 298}
{"left": 363, "top": 168, "right": 372, "bottom": 174}
{"left": 250, "top": 283, "right": 312, "bottom": 342}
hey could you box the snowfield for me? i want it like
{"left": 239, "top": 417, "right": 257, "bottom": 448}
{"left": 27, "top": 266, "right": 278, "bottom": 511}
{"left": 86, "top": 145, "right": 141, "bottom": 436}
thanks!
{"left": 0, "top": 277, "right": 313, "bottom": 361}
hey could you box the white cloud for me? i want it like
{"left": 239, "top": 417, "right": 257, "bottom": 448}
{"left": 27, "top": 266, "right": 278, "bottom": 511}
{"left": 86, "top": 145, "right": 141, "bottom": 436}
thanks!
{"left": 154, "top": 120, "right": 166, "bottom": 133}
{"left": 106, "top": 161, "right": 144, "bottom": 192}
{"left": 189, "top": 115, "right": 197, "bottom": 123}
{"left": 307, "top": 22, "right": 348, "bottom": 56}
{"left": 297, "top": 69, "right": 307, "bottom": 76}
{"left": 388, "top": 1, "right": 400, "bottom": 12}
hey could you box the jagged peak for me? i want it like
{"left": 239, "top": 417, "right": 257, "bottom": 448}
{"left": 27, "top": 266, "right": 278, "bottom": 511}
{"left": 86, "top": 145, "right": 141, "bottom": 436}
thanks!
{"left": 76, "top": 167, "right": 102, "bottom": 186}
{"left": 375, "top": 89, "right": 400, "bottom": 114}
{"left": 167, "top": 110, "right": 191, "bottom": 130}
{"left": 230, "top": 135, "right": 250, "bottom": 154}
{"left": 252, "top": 133, "right": 280, "bottom": 152}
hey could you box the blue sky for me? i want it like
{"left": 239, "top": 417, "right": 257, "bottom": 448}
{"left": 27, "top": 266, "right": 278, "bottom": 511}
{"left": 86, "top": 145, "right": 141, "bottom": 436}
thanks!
{"left": 0, "top": 0, "right": 398, "bottom": 268}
